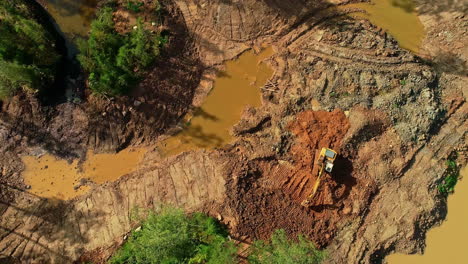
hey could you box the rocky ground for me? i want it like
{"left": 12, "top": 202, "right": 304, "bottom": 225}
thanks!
{"left": 0, "top": 0, "right": 466, "bottom": 263}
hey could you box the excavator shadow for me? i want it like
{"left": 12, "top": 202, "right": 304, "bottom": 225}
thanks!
{"left": 308, "top": 156, "right": 356, "bottom": 211}
{"left": 331, "top": 156, "right": 356, "bottom": 201}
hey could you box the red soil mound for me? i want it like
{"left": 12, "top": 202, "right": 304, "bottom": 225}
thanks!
{"left": 284, "top": 109, "right": 351, "bottom": 202}
{"left": 226, "top": 109, "right": 375, "bottom": 247}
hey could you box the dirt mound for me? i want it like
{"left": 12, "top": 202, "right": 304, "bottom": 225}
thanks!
{"left": 283, "top": 109, "right": 350, "bottom": 203}
{"left": 224, "top": 110, "right": 376, "bottom": 248}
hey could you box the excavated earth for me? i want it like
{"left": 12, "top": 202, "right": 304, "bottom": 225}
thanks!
{"left": 0, "top": 0, "right": 467, "bottom": 263}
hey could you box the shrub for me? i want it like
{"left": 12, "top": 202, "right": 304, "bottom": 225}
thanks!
{"left": 110, "top": 208, "right": 237, "bottom": 264}
{"left": 126, "top": 1, "right": 144, "bottom": 13}
{"left": 0, "top": 0, "right": 60, "bottom": 98}
{"left": 0, "top": 61, "right": 44, "bottom": 97}
{"left": 248, "top": 229, "right": 326, "bottom": 264}
{"left": 438, "top": 156, "right": 460, "bottom": 194}
{"left": 78, "top": 6, "right": 165, "bottom": 96}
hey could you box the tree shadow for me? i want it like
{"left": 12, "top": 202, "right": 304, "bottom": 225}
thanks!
{"left": 180, "top": 125, "right": 225, "bottom": 148}
{"left": 0, "top": 111, "right": 81, "bottom": 159}
{"left": 391, "top": 0, "right": 416, "bottom": 13}
{"left": 425, "top": 51, "right": 468, "bottom": 77}
{"left": 415, "top": 0, "right": 467, "bottom": 18}
{"left": 193, "top": 107, "right": 219, "bottom": 121}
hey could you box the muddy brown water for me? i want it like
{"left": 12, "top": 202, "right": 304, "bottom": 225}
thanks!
{"left": 22, "top": 148, "right": 147, "bottom": 200}
{"left": 21, "top": 48, "right": 273, "bottom": 199}
{"left": 157, "top": 47, "right": 274, "bottom": 157}
{"left": 341, "top": 0, "right": 425, "bottom": 54}
{"left": 386, "top": 165, "right": 468, "bottom": 263}
{"left": 42, "top": 0, "right": 98, "bottom": 38}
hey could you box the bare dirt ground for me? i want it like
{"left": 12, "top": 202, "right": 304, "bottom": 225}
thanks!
{"left": 0, "top": 0, "right": 467, "bottom": 263}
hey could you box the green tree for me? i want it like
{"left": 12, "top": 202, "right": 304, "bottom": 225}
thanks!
{"left": 78, "top": 7, "right": 164, "bottom": 96}
{"left": 110, "top": 208, "right": 237, "bottom": 264}
{"left": 0, "top": 0, "right": 60, "bottom": 98}
{"left": 248, "top": 229, "right": 325, "bottom": 264}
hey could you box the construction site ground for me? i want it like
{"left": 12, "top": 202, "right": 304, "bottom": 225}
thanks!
{"left": 0, "top": 0, "right": 467, "bottom": 263}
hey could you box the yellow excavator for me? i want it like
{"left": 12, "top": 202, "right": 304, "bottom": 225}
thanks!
{"left": 301, "top": 147, "right": 337, "bottom": 207}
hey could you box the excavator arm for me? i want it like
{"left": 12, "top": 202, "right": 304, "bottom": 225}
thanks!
{"left": 301, "top": 148, "right": 337, "bottom": 207}
{"left": 301, "top": 164, "right": 324, "bottom": 206}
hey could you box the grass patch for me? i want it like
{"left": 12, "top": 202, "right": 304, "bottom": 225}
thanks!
{"left": 77, "top": 5, "right": 167, "bottom": 96}
{"left": 248, "top": 229, "right": 326, "bottom": 264}
{"left": 0, "top": 0, "right": 60, "bottom": 98}
{"left": 438, "top": 153, "right": 460, "bottom": 194}
{"left": 110, "top": 207, "right": 237, "bottom": 264}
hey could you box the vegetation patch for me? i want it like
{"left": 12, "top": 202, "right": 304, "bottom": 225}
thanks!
{"left": 111, "top": 208, "right": 237, "bottom": 264}
{"left": 248, "top": 229, "right": 326, "bottom": 264}
{"left": 438, "top": 152, "right": 460, "bottom": 194}
{"left": 112, "top": 207, "right": 325, "bottom": 264}
{"left": 0, "top": 0, "right": 61, "bottom": 98}
{"left": 126, "top": 0, "right": 144, "bottom": 13}
{"left": 77, "top": 5, "right": 167, "bottom": 96}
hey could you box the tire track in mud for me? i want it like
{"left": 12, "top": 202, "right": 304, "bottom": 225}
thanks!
{"left": 0, "top": 152, "right": 227, "bottom": 263}
{"left": 281, "top": 110, "right": 351, "bottom": 203}
{"left": 1, "top": 0, "right": 465, "bottom": 263}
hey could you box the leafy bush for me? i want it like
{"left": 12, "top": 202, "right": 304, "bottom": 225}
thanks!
{"left": 0, "top": 61, "right": 43, "bottom": 98}
{"left": 126, "top": 1, "right": 144, "bottom": 13}
{"left": 110, "top": 208, "right": 237, "bottom": 264}
{"left": 438, "top": 156, "right": 460, "bottom": 194}
{"left": 248, "top": 229, "right": 325, "bottom": 264}
{"left": 77, "top": 6, "right": 165, "bottom": 96}
{"left": 0, "top": 0, "right": 60, "bottom": 98}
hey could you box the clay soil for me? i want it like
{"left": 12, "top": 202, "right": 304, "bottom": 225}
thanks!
{"left": 224, "top": 109, "right": 377, "bottom": 248}
{"left": 0, "top": 0, "right": 467, "bottom": 263}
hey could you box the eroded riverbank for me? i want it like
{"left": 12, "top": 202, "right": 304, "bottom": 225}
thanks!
{"left": 387, "top": 166, "right": 468, "bottom": 263}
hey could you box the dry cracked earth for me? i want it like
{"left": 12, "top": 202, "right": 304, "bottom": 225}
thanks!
{"left": 0, "top": 0, "right": 467, "bottom": 263}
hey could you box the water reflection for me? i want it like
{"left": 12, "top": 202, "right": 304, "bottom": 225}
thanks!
{"left": 43, "top": 0, "right": 98, "bottom": 37}
{"left": 157, "top": 47, "right": 274, "bottom": 157}
{"left": 391, "top": 0, "right": 415, "bottom": 12}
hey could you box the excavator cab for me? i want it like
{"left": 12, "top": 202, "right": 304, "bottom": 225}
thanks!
{"left": 301, "top": 147, "right": 337, "bottom": 207}
{"left": 323, "top": 148, "right": 336, "bottom": 173}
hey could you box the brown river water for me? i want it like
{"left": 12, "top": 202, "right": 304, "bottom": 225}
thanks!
{"left": 22, "top": 148, "right": 147, "bottom": 199}
{"left": 23, "top": 3, "right": 464, "bottom": 262}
